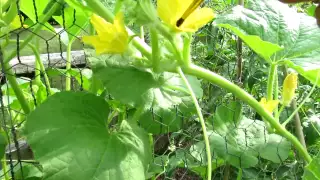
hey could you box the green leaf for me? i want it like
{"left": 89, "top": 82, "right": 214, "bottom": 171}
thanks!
{"left": 217, "top": 24, "right": 283, "bottom": 62}
{"left": 205, "top": 131, "right": 258, "bottom": 168}
{"left": 206, "top": 115, "right": 290, "bottom": 167}
{"left": 20, "top": 0, "right": 54, "bottom": 31}
{"left": 47, "top": 68, "right": 93, "bottom": 91}
{"left": 14, "top": 163, "right": 43, "bottom": 180}
{"left": 303, "top": 152, "right": 320, "bottom": 179}
{"left": 209, "top": 101, "right": 242, "bottom": 135}
{"left": 88, "top": 53, "right": 202, "bottom": 110}
{"left": 53, "top": 7, "right": 89, "bottom": 44}
{"left": 214, "top": 0, "right": 320, "bottom": 86}
{"left": 138, "top": 107, "right": 183, "bottom": 134}
{"left": 25, "top": 92, "right": 151, "bottom": 180}
{"left": 258, "top": 134, "right": 291, "bottom": 163}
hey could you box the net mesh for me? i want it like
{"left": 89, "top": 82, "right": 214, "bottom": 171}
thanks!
{"left": 0, "top": 0, "right": 307, "bottom": 179}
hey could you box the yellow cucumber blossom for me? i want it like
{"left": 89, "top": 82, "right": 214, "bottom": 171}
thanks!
{"left": 282, "top": 73, "right": 298, "bottom": 106}
{"left": 82, "top": 13, "right": 128, "bottom": 54}
{"left": 259, "top": 98, "right": 279, "bottom": 114}
{"left": 157, "top": 0, "right": 214, "bottom": 32}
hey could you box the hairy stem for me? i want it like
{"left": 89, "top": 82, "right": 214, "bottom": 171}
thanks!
{"left": 150, "top": 28, "right": 160, "bottom": 73}
{"left": 184, "top": 64, "right": 312, "bottom": 163}
{"left": 177, "top": 67, "right": 212, "bottom": 180}
{"left": 183, "top": 33, "right": 192, "bottom": 67}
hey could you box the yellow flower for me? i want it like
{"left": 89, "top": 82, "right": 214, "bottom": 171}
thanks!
{"left": 282, "top": 73, "right": 298, "bottom": 106}
{"left": 259, "top": 98, "right": 279, "bottom": 114}
{"left": 82, "top": 13, "right": 128, "bottom": 54}
{"left": 157, "top": 0, "right": 214, "bottom": 32}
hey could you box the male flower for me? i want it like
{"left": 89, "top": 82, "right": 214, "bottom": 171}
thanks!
{"left": 82, "top": 13, "right": 128, "bottom": 54}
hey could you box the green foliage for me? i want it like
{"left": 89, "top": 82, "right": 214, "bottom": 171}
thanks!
{"left": 216, "top": 24, "right": 283, "bottom": 62}
{"left": 303, "top": 152, "right": 320, "bottom": 179}
{"left": 1, "top": 0, "right": 320, "bottom": 179}
{"left": 25, "top": 91, "right": 152, "bottom": 180}
{"left": 87, "top": 50, "right": 202, "bottom": 110}
{"left": 215, "top": 0, "right": 320, "bottom": 86}
{"left": 20, "top": 0, "right": 55, "bottom": 31}
{"left": 53, "top": 7, "right": 90, "bottom": 44}
{"left": 203, "top": 103, "right": 291, "bottom": 168}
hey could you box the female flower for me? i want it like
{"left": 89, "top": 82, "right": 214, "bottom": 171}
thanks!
{"left": 157, "top": 0, "right": 214, "bottom": 32}
{"left": 260, "top": 98, "right": 279, "bottom": 114}
{"left": 282, "top": 73, "right": 298, "bottom": 106}
{"left": 82, "top": 13, "right": 128, "bottom": 54}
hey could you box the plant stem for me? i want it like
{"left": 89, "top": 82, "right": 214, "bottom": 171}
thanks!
{"left": 267, "top": 63, "right": 277, "bottom": 101}
{"left": 3, "top": 0, "right": 64, "bottom": 64}
{"left": 2, "top": 62, "right": 31, "bottom": 114}
{"left": 1, "top": 46, "right": 30, "bottom": 114}
{"left": 183, "top": 33, "right": 192, "bottom": 67}
{"left": 184, "top": 64, "right": 312, "bottom": 163}
{"left": 34, "top": 39, "right": 41, "bottom": 85}
{"left": 150, "top": 28, "right": 160, "bottom": 73}
{"left": 177, "top": 67, "right": 212, "bottom": 180}
{"left": 7, "top": 40, "right": 51, "bottom": 91}
{"left": 113, "top": 0, "right": 123, "bottom": 14}
{"left": 291, "top": 100, "right": 307, "bottom": 150}
{"left": 65, "top": 42, "right": 73, "bottom": 91}
{"left": 30, "top": 46, "right": 51, "bottom": 92}
{"left": 274, "top": 68, "right": 279, "bottom": 119}
{"left": 107, "top": 110, "right": 118, "bottom": 125}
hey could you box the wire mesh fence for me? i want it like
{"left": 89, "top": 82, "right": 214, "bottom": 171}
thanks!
{"left": 0, "top": 0, "right": 307, "bottom": 179}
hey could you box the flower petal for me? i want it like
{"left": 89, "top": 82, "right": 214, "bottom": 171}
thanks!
{"left": 90, "top": 14, "right": 114, "bottom": 35}
{"left": 179, "top": 7, "right": 214, "bottom": 32}
{"left": 266, "top": 100, "right": 279, "bottom": 113}
{"left": 157, "top": 0, "right": 182, "bottom": 26}
{"left": 114, "top": 12, "right": 128, "bottom": 37}
{"left": 82, "top": 36, "right": 110, "bottom": 54}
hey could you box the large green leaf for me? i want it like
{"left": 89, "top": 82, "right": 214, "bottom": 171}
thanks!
{"left": 206, "top": 106, "right": 291, "bottom": 167}
{"left": 303, "top": 152, "right": 320, "bottom": 179}
{"left": 217, "top": 24, "right": 283, "bottom": 62}
{"left": 25, "top": 92, "right": 151, "bottom": 180}
{"left": 215, "top": 0, "right": 320, "bottom": 86}
{"left": 88, "top": 52, "right": 202, "bottom": 110}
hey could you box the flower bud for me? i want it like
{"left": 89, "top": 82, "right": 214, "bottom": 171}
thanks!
{"left": 282, "top": 73, "right": 298, "bottom": 106}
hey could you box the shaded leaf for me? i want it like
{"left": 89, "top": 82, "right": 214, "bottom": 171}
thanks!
{"left": 88, "top": 53, "right": 202, "bottom": 110}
